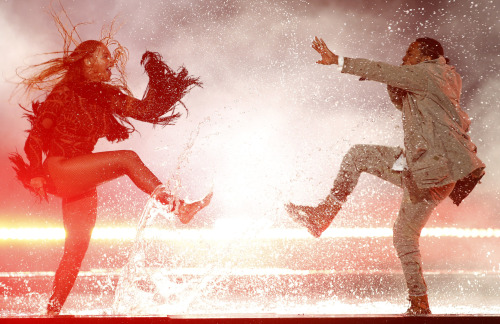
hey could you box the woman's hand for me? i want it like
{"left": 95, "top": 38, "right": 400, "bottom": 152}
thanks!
{"left": 312, "top": 36, "right": 338, "bottom": 65}
{"left": 30, "top": 177, "right": 48, "bottom": 201}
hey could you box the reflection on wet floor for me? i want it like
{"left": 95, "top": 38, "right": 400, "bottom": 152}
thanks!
{"left": 2, "top": 210, "right": 499, "bottom": 316}
{"left": 2, "top": 271, "right": 499, "bottom": 316}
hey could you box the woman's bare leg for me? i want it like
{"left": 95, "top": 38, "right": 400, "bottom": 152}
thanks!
{"left": 46, "top": 150, "right": 211, "bottom": 219}
{"left": 47, "top": 189, "right": 97, "bottom": 315}
{"left": 45, "top": 150, "right": 162, "bottom": 198}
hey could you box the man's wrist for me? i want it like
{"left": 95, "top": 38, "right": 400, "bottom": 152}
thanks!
{"left": 336, "top": 56, "right": 344, "bottom": 71}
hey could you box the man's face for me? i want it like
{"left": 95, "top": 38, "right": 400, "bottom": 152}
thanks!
{"left": 402, "top": 42, "right": 428, "bottom": 66}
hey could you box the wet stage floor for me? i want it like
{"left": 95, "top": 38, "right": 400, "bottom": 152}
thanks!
{"left": 2, "top": 271, "right": 500, "bottom": 315}
{"left": 1, "top": 227, "right": 499, "bottom": 322}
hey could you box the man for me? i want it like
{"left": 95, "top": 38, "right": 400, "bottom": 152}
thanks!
{"left": 286, "top": 36, "right": 485, "bottom": 315}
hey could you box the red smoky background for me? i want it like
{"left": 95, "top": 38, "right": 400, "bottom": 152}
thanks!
{"left": 0, "top": 0, "right": 499, "bottom": 282}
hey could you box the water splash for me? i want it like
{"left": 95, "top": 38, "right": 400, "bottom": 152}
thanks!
{"left": 112, "top": 183, "right": 275, "bottom": 315}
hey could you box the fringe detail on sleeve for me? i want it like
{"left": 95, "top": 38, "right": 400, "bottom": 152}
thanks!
{"left": 9, "top": 152, "right": 49, "bottom": 202}
{"left": 140, "top": 51, "right": 202, "bottom": 125}
{"left": 21, "top": 101, "right": 51, "bottom": 154}
{"left": 11, "top": 100, "right": 49, "bottom": 185}
{"left": 10, "top": 101, "right": 50, "bottom": 200}
{"left": 9, "top": 152, "right": 37, "bottom": 192}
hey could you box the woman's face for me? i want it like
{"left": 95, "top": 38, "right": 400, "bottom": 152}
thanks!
{"left": 83, "top": 44, "right": 114, "bottom": 82}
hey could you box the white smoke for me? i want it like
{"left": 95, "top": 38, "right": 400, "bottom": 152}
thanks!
{"left": 0, "top": 0, "right": 498, "bottom": 227}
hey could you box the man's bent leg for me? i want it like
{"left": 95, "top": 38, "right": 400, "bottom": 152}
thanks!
{"left": 287, "top": 145, "right": 403, "bottom": 237}
{"left": 329, "top": 144, "right": 403, "bottom": 202}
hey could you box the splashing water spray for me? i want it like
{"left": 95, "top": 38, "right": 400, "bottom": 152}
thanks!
{"left": 113, "top": 116, "right": 268, "bottom": 314}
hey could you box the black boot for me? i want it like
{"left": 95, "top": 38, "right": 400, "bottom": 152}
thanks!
{"left": 404, "top": 294, "right": 431, "bottom": 315}
{"left": 285, "top": 196, "right": 341, "bottom": 238}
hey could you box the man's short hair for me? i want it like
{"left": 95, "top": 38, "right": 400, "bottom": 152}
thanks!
{"left": 416, "top": 37, "right": 444, "bottom": 60}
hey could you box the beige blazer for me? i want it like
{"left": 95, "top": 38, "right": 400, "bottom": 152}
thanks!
{"left": 342, "top": 56, "right": 485, "bottom": 204}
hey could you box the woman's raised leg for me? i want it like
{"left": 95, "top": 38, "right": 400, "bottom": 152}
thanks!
{"left": 45, "top": 150, "right": 162, "bottom": 198}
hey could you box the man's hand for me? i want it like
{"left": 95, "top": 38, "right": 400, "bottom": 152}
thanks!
{"left": 30, "top": 177, "right": 48, "bottom": 201}
{"left": 312, "top": 36, "right": 338, "bottom": 65}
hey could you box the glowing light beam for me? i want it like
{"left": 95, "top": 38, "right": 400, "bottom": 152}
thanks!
{"left": 1, "top": 227, "right": 500, "bottom": 241}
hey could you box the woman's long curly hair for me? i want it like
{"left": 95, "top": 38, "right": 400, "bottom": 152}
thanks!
{"left": 10, "top": 6, "right": 135, "bottom": 200}
{"left": 17, "top": 6, "right": 131, "bottom": 100}
{"left": 15, "top": 5, "right": 136, "bottom": 138}
{"left": 12, "top": 4, "right": 202, "bottom": 201}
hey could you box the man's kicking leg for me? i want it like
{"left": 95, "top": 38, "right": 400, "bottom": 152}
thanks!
{"left": 286, "top": 144, "right": 403, "bottom": 237}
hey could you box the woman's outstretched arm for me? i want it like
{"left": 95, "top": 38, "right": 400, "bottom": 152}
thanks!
{"left": 111, "top": 51, "right": 201, "bottom": 126}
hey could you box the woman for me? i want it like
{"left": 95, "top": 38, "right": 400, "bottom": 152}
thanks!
{"left": 10, "top": 39, "right": 212, "bottom": 315}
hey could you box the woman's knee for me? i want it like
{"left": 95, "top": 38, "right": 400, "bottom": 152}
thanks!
{"left": 116, "top": 149, "right": 140, "bottom": 162}
{"left": 116, "top": 150, "right": 144, "bottom": 171}
{"left": 64, "top": 232, "right": 93, "bottom": 255}
{"left": 96, "top": 150, "right": 143, "bottom": 177}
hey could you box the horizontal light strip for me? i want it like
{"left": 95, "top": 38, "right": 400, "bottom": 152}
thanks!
{"left": 1, "top": 268, "right": 498, "bottom": 278}
{"left": 1, "top": 227, "right": 500, "bottom": 241}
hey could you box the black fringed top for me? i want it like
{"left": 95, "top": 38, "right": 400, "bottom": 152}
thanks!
{"left": 10, "top": 51, "right": 201, "bottom": 196}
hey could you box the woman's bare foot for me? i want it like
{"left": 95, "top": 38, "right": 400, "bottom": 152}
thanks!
{"left": 46, "top": 300, "right": 62, "bottom": 316}
{"left": 46, "top": 309, "right": 60, "bottom": 317}
{"left": 175, "top": 192, "right": 213, "bottom": 224}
